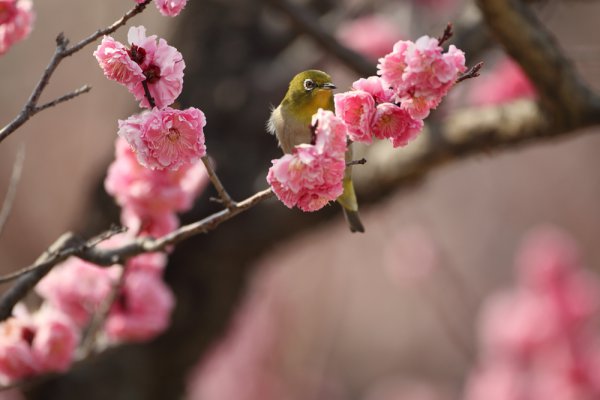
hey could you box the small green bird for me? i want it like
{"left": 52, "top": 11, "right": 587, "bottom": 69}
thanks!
{"left": 268, "top": 70, "right": 365, "bottom": 233}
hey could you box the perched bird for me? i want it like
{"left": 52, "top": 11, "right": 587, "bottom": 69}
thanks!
{"left": 268, "top": 70, "right": 365, "bottom": 233}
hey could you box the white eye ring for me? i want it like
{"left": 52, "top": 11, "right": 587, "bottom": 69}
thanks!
{"left": 303, "top": 79, "right": 316, "bottom": 91}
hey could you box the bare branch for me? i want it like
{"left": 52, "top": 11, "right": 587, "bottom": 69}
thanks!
{"left": 346, "top": 158, "right": 367, "bottom": 167}
{"left": 201, "top": 156, "right": 237, "bottom": 210}
{"left": 0, "top": 0, "right": 152, "bottom": 144}
{"left": 34, "top": 85, "right": 92, "bottom": 113}
{"left": 0, "top": 144, "right": 25, "bottom": 237}
{"left": 0, "top": 233, "right": 78, "bottom": 321}
{"left": 437, "top": 23, "right": 454, "bottom": 46}
{"left": 141, "top": 80, "right": 156, "bottom": 109}
{"left": 456, "top": 61, "right": 484, "bottom": 83}
{"left": 262, "top": 0, "right": 375, "bottom": 77}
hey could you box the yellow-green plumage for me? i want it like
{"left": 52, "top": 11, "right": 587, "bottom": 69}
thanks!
{"left": 268, "top": 70, "right": 365, "bottom": 233}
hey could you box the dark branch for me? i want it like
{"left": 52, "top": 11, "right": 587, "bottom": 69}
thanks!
{"left": 201, "top": 156, "right": 237, "bottom": 210}
{"left": 34, "top": 85, "right": 92, "bottom": 113}
{"left": 437, "top": 23, "right": 454, "bottom": 46}
{"left": 457, "top": 62, "right": 484, "bottom": 83}
{"left": 346, "top": 158, "right": 367, "bottom": 167}
{"left": 141, "top": 80, "right": 156, "bottom": 109}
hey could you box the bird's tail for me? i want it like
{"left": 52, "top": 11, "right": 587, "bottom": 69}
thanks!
{"left": 337, "top": 164, "right": 365, "bottom": 233}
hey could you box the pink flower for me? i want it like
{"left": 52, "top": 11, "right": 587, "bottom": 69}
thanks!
{"left": 121, "top": 207, "right": 179, "bottom": 238}
{"left": 267, "top": 110, "right": 346, "bottom": 212}
{"left": 469, "top": 58, "right": 536, "bottom": 106}
{"left": 93, "top": 36, "right": 145, "bottom": 85}
{"left": 334, "top": 90, "right": 376, "bottom": 144}
{"left": 117, "top": 107, "right": 207, "bottom": 171}
{"left": 154, "top": 0, "right": 188, "bottom": 17}
{"left": 352, "top": 76, "right": 395, "bottom": 104}
{"left": 105, "top": 271, "right": 175, "bottom": 342}
{"left": 377, "top": 36, "right": 466, "bottom": 119}
{"left": 0, "top": 315, "right": 38, "bottom": 383}
{"left": 30, "top": 307, "right": 78, "bottom": 373}
{"left": 126, "top": 26, "right": 185, "bottom": 109}
{"left": 36, "top": 258, "right": 115, "bottom": 327}
{"left": 0, "top": 0, "right": 34, "bottom": 55}
{"left": 372, "top": 103, "right": 423, "bottom": 147}
{"left": 336, "top": 15, "right": 403, "bottom": 60}
{"left": 105, "top": 137, "right": 208, "bottom": 215}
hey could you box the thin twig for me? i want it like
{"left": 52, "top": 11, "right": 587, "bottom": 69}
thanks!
{"left": 345, "top": 158, "right": 367, "bottom": 167}
{"left": 141, "top": 80, "right": 156, "bottom": 108}
{"left": 437, "top": 23, "right": 454, "bottom": 46}
{"left": 34, "top": 85, "right": 92, "bottom": 113}
{"left": 456, "top": 62, "right": 483, "bottom": 83}
{"left": 201, "top": 156, "right": 237, "bottom": 210}
{"left": 0, "top": 0, "right": 152, "bottom": 144}
{"left": 0, "top": 144, "right": 25, "bottom": 237}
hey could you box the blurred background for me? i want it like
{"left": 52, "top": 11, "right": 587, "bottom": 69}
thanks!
{"left": 1, "top": 0, "right": 600, "bottom": 399}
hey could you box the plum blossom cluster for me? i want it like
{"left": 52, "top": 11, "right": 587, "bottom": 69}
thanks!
{"left": 465, "top": 227, "right": 600, "bottom": 400}
{"left": 135, "top": 0, "right": 188, "bottom": 17}
{"left": 0, "top": 0, "right": 34, "bottom": 55}
{"left": 0, "top": 305, "right": 78, "bottom": 384}
{"left": 95, "top": 26, "right": 207, "bottom": 171}
{"left": 267, "top": 109, "right": 347, "bottom": 212}
{"left": 335, "top": 35, "right": 466, "bottom": 148}
{"left": 105, "top": 136, "right": 208, "bottom": 238}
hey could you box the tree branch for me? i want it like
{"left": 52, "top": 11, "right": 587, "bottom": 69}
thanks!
{"left": 262, "top": 0, "right": 375, "bottom": 77}
{"left": 201, "top": 156, "right": 237, "bottom": 210}
{"left": 476, "top": 0, "right": 600, "bottom": 128}
{"left": 0, "top": 0, "right": 152, "bottom": 144}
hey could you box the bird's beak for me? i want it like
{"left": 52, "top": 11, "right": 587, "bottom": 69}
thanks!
{"left": 321, "top": 82, "right": 336, "bottom": 90}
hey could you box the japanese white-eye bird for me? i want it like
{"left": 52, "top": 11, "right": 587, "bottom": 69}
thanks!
{"left": 268, "top": 70, "right": 365, "bottom": 233}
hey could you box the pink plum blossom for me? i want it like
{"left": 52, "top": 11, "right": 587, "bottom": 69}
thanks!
{"left": 465, "top": 227, "right": 600, "bottom": 400}
{"left": 267, "top": 109, "right": 347, "bottom": 212}
{"left": 30, "top": 306, "right": 78, "bottom": 373}
{"left": 126, "top": 26, "right": 185, "bottom": 109}
{"left": 336, "top": 15, "right": 403, "bottom": 60}
{"left": 36, "top": 258, "right": 115, "bottom": 327}
{"left": 93, "top": 36, "right": 145, "bottom": 85}
{"left": 0, "top": 0, "right": 34, "bottom": 55}
{"left": 377, "top": 36, "right": 466, "bottom": 119}
{"left": 0, "top": 315, "right": 38, "bottom": 383}
{"left": 105, "top": 270, "right": 175, "bottom": 342}
{"left": 154, "top": 0, "right": 188, "bottom": 17}
{"left": 352, "top": 76, "right": 395, "bottom": 104}
{"left": 372, "top": 103, "right": 423, "bottom": 147}
{"left": 334, "top": 90, "right": 376, "bottom": 144}
{"left": 118, "top": 107, "right": 207, "bottom": 171}
{"left": 469, "top": 58, "right": 536, "bottom": 106}
{"left": 105, "top": 136, "right": 208, "bottom": 234}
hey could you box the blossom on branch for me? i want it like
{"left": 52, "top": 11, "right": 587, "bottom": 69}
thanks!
{"left": 377, "top": 35, "right": 466, "bottom": 119}
{"left": 154, "top": 0, "right": 188, "bottom": 17}
{"left": 117, "top": 107, "right": 207, "bottom": 171}
{"left": 372, "top": 103, "right": 423, "bottom": 148}
{"left": 93, "top": 26, "right": 185, "bottom": 109}
{"left": 333, "top": 90, "right": 376, "bottom": 144}
{"left": 0, "top": 0, "right": 34, "bottom": 55}
{"left": 267, "top": 109, "right": 347, "bottom": 212}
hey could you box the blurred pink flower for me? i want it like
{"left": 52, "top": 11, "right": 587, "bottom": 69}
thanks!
{"left": 267, "top": 110, "right": 346, "bottom": 212}
{"left": 36, "top": 258, "right": 115, "bottom": 328}
{"left": 93, "top": 36, "right": 145, "bottom": 85}
{"left": 30, "top": 306, "right": 78, "bottom": 373}
{"left": 105, "top": 270, "right": 175, "bottom": 342}
{"left": 469, "top": 58, "right": 536, "bottom": 106}
{"left": 126, "top": 26, "right": 185, "bottom": 109}
{"left": 378, "top": 36, "right": 466, "bottom": 119}
{"left": 0, "top": 0, "right": 33, "bottom": 55}
{"left": 334, "top": 90, "right": 376, "bottom": 144}
{"left": 118, "top": 107, "right": 207, "bottom": 171}
{"left": 336, "top": 15, "right": 403, "bottom": 60}
{"left": 154, "top": 0, "right": 188, "bottom": 17}
{"left": 465, "top": 226, "right": 600, "bottom": 400}
{"left": 372, "top": 103, "right": 423, "bottom": 148}
{"left": 121, "top": 207, "right": 179, "bottom": 237}
{"left": 0, "top": 315, "right": 38, "bottom": 383}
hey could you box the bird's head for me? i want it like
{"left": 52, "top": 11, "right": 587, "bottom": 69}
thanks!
{"left": 282, "top": 70, "right": 336, "bottom": 119}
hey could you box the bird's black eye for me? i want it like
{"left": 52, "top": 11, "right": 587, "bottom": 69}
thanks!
{"left": 303, "top": 79, "right": 316, "bottom": 91}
